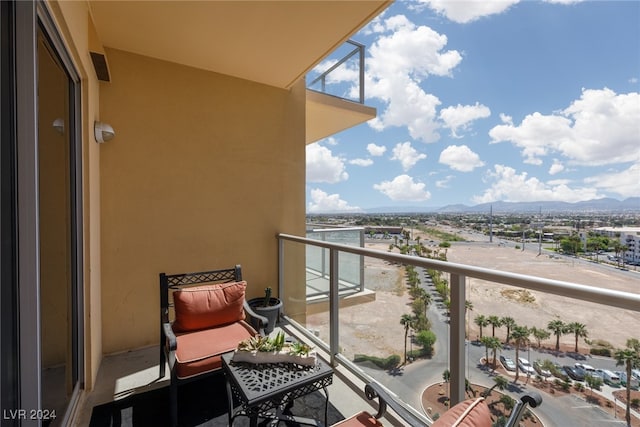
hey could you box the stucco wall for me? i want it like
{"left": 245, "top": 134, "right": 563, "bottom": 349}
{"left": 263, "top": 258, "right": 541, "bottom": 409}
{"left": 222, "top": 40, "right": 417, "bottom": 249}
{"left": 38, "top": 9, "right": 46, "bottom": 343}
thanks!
{"left": 99, "top": 48, "right": 306, "bottom": 353}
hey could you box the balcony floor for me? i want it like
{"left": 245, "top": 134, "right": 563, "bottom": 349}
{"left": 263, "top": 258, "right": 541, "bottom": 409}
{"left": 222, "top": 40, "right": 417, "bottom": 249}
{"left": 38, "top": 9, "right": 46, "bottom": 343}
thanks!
{"left": 73, "top": 329, "right": 386, "bottom": 427}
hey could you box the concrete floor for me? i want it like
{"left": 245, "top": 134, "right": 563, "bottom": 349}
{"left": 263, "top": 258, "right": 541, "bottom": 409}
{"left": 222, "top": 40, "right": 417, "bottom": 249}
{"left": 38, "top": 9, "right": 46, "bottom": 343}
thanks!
{"left": 72, "top": 325, "right": 397, "bottom": 427}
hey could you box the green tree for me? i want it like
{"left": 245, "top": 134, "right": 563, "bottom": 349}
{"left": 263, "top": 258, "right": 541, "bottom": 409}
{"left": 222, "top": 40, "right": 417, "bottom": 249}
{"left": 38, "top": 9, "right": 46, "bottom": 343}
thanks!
{"left": 511, "top": 325, "right": 530, "bottom": 383}
{"left": 547, "top": 319, "right": 567, "bottom": 352}
{"left": 530, "top": 326, "right": 551, "bottom": 349}
{"left": 442, "top": 369, "right": 450, "bottom": 383}
{"left": 400, "top": 314, "right": 414, "bottom": 364}
{"left": 482, "top": 336, "right": 502, "bottom": 370}
{"left": 474, "top": 314, "right": 489, "bottom": 339}
{"left": 585, "top": 374, "right": 603, "bottom": 395}
{"left": 501, "top": 316, "right": 516, "bottom": 344}
{"left": 615, "top": 339, "right": 640, "bottom": 427}
{"left": 567, "top": 322, "right": 588, "bottom": 353}
{"left": 488, "top": 315, "right": 502, "bottom": 338}
{"left": 415, "top": 330, "right": 437, "bottom": 357}
{"left": 482, "top": 375, "right": 508, "bottom": 398}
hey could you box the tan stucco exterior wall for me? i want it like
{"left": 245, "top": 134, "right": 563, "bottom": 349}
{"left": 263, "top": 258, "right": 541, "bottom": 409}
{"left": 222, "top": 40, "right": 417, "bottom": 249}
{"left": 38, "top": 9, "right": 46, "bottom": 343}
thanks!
{"left": 99, "top": 48, "right": 306, "bottom": 353}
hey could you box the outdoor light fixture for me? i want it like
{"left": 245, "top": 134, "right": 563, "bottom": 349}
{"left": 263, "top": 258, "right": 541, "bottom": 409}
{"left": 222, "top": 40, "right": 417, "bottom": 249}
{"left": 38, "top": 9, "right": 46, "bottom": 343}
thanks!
{"left": 94, "top": 121, "right": 115, "bottom": 143}
{"left": 52, "top": 118, "right": 64, "bottom": 134}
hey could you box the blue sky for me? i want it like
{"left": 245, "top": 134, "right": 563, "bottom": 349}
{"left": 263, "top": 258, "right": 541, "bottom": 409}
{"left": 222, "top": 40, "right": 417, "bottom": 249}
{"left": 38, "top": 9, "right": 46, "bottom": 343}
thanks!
{"left": 305, "top": 0, "right": 639, "bottom": 213}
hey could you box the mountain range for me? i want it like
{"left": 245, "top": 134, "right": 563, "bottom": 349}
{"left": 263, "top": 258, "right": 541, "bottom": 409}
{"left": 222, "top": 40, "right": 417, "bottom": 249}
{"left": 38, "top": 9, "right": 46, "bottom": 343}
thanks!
{"left": 363, "top": 197, "right": 640, "bottom": 214}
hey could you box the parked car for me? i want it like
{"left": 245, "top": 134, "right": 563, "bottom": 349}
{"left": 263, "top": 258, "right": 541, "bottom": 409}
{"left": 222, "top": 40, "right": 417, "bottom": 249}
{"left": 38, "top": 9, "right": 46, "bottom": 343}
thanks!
{"left": 518, "top": 357, "right": 536, "bottom": 375}
{"left": 596, "top": 369, "right": 620, "bottom": 385}
{"left": 615, "top": 371, "right": 640, "bottom": 389}
{"left": 563, "top": 365, "right": 585, "bottom": 381}
{"left": 533, "top": 360, "right": 552, "bottom": 377}
{"left": 575, "top": 363, "right": 596, "bottom": 377}
{"left": 500, "top": 355, "right": 517, "bottom": 371}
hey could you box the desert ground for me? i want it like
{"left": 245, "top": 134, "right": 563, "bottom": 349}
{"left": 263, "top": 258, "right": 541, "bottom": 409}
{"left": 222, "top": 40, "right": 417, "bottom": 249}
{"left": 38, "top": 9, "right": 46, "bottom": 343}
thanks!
{"left": 307, "top": 229, "right": 640, "bottom": 359}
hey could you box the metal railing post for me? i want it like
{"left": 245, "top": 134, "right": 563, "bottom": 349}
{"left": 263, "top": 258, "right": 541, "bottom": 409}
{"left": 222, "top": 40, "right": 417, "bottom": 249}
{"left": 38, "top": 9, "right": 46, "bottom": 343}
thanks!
{"left": 278, "top": 237, "right": 284, "bottom": 303}
{"left": 358, "top": 40, "right": 365, "bottom": 103}
{"left": 449, "top": 273, "right": 466, "bottom": 405}
{"left": 329, "top": 248, "right": 340, "bottom": 366}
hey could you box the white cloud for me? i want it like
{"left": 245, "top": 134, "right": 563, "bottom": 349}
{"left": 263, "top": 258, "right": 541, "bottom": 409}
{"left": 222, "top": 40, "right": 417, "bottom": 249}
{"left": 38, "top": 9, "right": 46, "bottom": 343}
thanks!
{"left": 367, "top": 143, "right": 387, "bottom": 156}
{"left": 548, "top": 159, "right": 565, "bottom": 175}
{"left": 584, "top": 163, "right": 640, "bottom": 199}
{"left": 349, "top": 158, "right": 374, "bottom": 167}
{"left": 439, "top": 145, "right": 485, "bottom": 172}
{"left": 544, "top": 0, "right": 585, "bottom": 4}
{"left": 307, "top": 189, "right": 362, "bottom": 213}
{"left": 391, "top": 142, "right": 427, "bottom": 171}
{"left": 416, "top": 0, "right": 520, "bottom": 24}
{"left": 490, "top": 88, "right": 640, "bottom": 166}
{"left": 436, "top": 175, "right": 455, "bottom": 188}
{"left": 473, "top": 165, "right": 603, "bottom": 204}
{"left": 373, "top": 174, "right": 431, "bottom": 201}
{"left": 439, "top": 103, "right": 491, "bottom": 137}
{"left": 306, "top": 144, "right": 348, "bottom": 183}
{"left": 366, "top": 15, "right": 462, "bottom": 143}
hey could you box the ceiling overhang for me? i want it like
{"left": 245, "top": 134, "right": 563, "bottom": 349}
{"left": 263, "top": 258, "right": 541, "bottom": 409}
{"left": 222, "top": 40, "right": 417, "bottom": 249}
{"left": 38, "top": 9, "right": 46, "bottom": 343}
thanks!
{"left": 88, "top": 1, "right": 391, "bottom": 90}
{"left": 305, "top": 90, "right": 376, "bottom": 144}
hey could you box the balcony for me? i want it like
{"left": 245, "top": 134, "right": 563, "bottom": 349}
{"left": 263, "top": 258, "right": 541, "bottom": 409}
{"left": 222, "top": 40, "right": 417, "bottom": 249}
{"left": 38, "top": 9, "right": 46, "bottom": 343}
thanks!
{"left": 75, "top": 232, "right": 640, "bottom": 426}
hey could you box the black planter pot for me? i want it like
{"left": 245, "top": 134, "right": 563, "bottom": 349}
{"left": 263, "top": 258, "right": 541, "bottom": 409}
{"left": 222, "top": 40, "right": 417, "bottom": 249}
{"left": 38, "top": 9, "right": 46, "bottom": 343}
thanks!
{"left": 248, "top": 297, "right": 282, "bottom": 334}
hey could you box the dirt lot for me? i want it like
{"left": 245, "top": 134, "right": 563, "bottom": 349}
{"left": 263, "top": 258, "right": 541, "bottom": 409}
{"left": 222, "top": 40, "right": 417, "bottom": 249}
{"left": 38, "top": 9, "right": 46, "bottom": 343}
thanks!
{"left": 306, "top": 232, "right": 640, "bottom": 358}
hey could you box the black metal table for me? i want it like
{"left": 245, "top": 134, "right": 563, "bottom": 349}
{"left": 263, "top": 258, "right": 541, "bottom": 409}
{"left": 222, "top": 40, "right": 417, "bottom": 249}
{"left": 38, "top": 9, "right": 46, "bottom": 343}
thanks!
{"left": 221, "top": 352, "right": 334, "bottom": 427}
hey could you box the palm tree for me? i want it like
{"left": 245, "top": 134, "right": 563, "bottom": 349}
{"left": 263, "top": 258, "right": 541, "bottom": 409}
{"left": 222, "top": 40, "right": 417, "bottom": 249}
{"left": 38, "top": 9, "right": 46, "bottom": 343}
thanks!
{"left": 483, "top": 336, "right": 502, "bottom": 370}
{"left": 614, "top": 340, "right": 640, "bottom": 427}
{"left": 501, "top": 316, "right": 516, "bottom": 344}
{"left": 400, "top": 314, "right": 414, "bottom": 364}
{"left": 547, "top": 319, "right": 567, "bottom": 352}
{"left": 480, "top": 336, "right": 492, "bottom": 366}
{"left": 487, "top": 315, "right": 502, "bottom": 338}
{"left": 482, "top": 375, "right": 509, "bottom": 398}
{"left": 510, "top": 325, "right": 530, "bottom": 383}
{"left": 566, "top": 322, "right": 588, "bottom": 353}
{"left": 474, "top": 314, "right": 489, "bottom": 339}
{"left": 530, "top": 326, "right": 551, "bottom": 349}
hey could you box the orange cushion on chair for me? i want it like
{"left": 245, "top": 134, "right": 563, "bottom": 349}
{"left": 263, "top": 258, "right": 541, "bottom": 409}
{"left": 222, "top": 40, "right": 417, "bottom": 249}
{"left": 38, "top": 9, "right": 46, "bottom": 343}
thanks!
{"left": 432, "top": 397, "right": 491, "bottom": 427}
{"left": 172, "top": 281, "right": 247, "bottom": 332}
{"left": 331, "top": 411, "right": 383, "bottom": 427}
{"left": 174, "top": 320, "right": 257, "bottom": 379}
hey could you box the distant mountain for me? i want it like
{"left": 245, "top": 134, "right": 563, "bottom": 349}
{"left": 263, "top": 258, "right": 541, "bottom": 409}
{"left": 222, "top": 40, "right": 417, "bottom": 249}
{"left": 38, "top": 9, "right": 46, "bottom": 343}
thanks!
{"left": 360, "top": 197, "right": 640, "bottom": 214}
{"left": 437, "top": 197, "right": 640, "bottom": 214}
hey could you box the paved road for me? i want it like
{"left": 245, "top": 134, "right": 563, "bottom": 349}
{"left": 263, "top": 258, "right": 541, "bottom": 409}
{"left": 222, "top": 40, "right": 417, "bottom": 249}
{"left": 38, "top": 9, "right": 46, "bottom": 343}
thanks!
{"left": 354, "top": 265, "right": 635, "bottom": 426}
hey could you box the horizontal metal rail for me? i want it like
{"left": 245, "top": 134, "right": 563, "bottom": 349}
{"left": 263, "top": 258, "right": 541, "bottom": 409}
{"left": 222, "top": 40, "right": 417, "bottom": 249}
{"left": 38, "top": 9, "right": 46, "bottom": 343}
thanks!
{"left": 278, "top": 233, "right": 640, "bottom": 312}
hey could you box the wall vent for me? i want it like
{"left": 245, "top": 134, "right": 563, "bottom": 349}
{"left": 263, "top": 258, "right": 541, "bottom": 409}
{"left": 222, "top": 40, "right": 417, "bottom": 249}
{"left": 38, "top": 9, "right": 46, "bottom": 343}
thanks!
{"left": 90, "top": 52, "right": 110, "bottom": 82}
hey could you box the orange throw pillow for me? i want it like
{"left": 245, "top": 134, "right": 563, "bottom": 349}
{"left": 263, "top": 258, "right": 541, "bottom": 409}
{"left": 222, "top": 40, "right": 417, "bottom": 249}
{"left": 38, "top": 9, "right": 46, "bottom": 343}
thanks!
{"left": 432, "top": 397, "right": 492, "bottom": 427}
{"left": 172, "top": 281, "right": 247, "bottom": 332}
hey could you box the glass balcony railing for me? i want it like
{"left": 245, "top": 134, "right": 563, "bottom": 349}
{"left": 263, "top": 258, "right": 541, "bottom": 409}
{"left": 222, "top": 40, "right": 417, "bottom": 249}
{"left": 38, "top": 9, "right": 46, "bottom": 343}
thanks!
{"left": 306, "top": 40, "right": 365, "bottom": 104}
{"left": 305, "top": 226, "right": 365, "bottom": 301}
{"left": 277, "top": 232, "right": 640, "bottom": 425}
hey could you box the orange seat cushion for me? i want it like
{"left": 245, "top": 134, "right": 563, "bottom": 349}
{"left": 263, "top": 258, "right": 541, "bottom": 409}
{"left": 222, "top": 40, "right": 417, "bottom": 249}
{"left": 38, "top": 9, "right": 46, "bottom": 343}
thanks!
{"left": 331, "top": 411, "right": 383, "bottom": 427}
{"left": 172, "top": 281, "right": 247, "bottom": 332}
{"left": 174, "top": 320, "right": 256, "bottom": 379}
{"left": 432, "top": 397, "right": 491, "bottom": 427}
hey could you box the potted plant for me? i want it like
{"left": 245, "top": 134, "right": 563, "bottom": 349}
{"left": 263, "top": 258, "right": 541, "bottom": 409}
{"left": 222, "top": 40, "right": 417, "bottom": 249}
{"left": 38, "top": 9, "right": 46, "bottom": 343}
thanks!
{"left": 248, "top": 287, "right": 282, "bottom": 334}
{"left": 232, "top": 331, "right": 316, "bottom": 366}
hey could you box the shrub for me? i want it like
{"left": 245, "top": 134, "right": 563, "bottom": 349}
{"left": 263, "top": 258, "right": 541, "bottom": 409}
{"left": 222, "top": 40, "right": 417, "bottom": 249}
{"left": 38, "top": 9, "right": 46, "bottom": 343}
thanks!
{"left": 590, "top": 347, "right": 612, "bottom": 357}
{"left": 353, "top": 354, "right": 401, "bottom": 370}
{"left": 415, "top": 330, "right": 437, "bottom": 356}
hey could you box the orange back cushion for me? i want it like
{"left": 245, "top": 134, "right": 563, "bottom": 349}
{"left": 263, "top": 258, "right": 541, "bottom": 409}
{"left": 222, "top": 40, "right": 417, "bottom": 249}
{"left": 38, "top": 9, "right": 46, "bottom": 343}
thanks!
{"left": 172, "top": 281, "right": 247, "bottom": 332}
{"left": 432, "top": 397, "right": 492, "bottom": 427}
